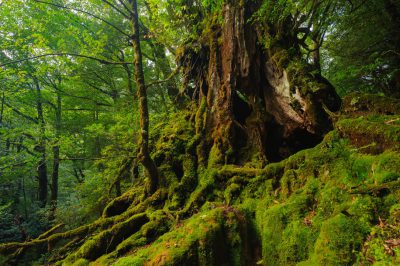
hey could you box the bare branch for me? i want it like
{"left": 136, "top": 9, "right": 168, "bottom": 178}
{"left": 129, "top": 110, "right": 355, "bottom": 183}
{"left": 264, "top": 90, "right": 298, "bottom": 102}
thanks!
{"left": 147, "top": 66, "right": 180, "bottom": 88}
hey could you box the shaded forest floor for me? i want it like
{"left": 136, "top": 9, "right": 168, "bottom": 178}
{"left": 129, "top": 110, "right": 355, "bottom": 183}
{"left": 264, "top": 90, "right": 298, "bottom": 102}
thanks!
{"left": 1, "top": 92, "right": 400, "bottom": 265}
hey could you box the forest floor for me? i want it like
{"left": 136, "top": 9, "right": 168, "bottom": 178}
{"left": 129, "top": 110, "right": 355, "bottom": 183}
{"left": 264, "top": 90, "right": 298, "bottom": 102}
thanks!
{"left": 1, "top": 92, "right": 400, "bottom": 265}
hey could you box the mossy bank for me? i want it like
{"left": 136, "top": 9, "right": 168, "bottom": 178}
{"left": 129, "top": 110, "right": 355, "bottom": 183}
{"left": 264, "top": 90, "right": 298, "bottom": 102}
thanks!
{"left": 1, "top": 94, "right": 399, "bottom": 265}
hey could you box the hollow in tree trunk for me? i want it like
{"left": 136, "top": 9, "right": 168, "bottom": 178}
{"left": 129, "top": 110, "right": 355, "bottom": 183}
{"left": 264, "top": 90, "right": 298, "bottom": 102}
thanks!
{"left": 180, "top": 1, "right": 341, "bottom": 167}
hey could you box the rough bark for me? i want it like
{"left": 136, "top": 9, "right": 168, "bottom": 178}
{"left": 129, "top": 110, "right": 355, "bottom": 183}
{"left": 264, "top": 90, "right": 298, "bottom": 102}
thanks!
{"left": 181, "top": 1, "right": 341, "bottom": 165}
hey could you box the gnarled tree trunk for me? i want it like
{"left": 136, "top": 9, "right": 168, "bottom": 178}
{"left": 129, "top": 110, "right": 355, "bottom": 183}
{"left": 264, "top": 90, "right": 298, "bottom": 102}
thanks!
{"left": 181, "top": 1, "right": 341, "bottom": 166}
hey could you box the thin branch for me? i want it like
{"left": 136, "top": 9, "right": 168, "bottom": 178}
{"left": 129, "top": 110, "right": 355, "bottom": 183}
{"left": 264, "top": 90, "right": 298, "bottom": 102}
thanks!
{"left": 64, "top": 108, "right": 107, "bottom": 112}
{"left": 85, "top": 82, "right": 116, "bottom": 98}
{"left": 101, "top": 0, "right": 130, "bottom": 19}
{"left": 0, "top": 161, "right": 32, "bottom": 171}
{"left": 39, "top": 77, "right": 113, "bottom": 106}
{"left": 33, "top": 0, "right": 130, "bottom": 37}
{"left": 117, "top": 0, "right": 133, "bottom": 16}
{"left": 382, "top": 50, "right": 400, "bottom": 56}
{"left": 147, "top": 66, "right": 180, "bottom": 88}
{"left": 0, "top": 53, "right": 131, "bottom": 67}
{"left": 349, "top": 0, "right": 367, "bottom": 13}
{"left": 60, "top": 156, "right": 125, "bottom": 161}
{"left": 3, "top": 102, "right": 38, "bottom": 124}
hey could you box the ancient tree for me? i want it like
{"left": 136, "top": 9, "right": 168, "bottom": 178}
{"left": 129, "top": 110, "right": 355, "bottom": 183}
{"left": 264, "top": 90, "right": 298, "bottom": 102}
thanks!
{"left": 181, "top": 1, "right": 341, "bottom": 167}
{"left": 0, "top": 0, "right": 346, "bottom": 264}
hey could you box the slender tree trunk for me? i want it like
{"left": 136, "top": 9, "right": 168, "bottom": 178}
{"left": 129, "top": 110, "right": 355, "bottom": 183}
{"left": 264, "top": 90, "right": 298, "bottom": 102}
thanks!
{"left": 0, "top": 93, "right": 7, "bottom": 156}
{"left": 22, "top": 176, "right": 28, "bottom": 220}
{"left": 129, "top": 0, "right": 159, "bottom": 193}
{"left": 34, "top": 78, "right": 48, "bottom": 208}
{"left": 0, "top": 92, "right": 4, "bottom": 124}
{"left": 51, "top": 90, "right": 61, "bottom": 213}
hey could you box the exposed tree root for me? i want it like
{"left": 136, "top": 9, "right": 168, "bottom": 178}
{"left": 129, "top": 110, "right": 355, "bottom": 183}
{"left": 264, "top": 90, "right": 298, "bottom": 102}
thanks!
{"left": 2, "top": 91, "right": 399, "bottom": 265}
{"left": 0, "top": 189, "right": 165, "bottom": 258}
{"left": 102, "top": 187, "right": 142, "bottom": 218}
{"left": 49, "top": 237, "right": 84, "bottom": 262}
{"left": 63, "top": 213, "right": 149, "bottom": 262}
{"left": 349, "top": 179, "right": 400, "bottom": 195}
{"left": 3, "top": 223, "right": 65, "bottom": 263}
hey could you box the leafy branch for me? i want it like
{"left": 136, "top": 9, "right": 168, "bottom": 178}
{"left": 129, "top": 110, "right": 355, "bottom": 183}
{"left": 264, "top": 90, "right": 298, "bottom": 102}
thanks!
{"left": 0, "top": 53, "right": 131, "bottom": 67}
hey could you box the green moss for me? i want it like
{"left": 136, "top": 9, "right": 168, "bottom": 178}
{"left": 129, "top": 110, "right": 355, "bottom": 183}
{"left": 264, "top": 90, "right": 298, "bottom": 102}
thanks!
{"left": 11, "top": 94, "right": 400, "bottom": 266}
{"left": 207, "top": 143, "right": 224, "bottom": 167}
{"left": 286, "top": 59, "right": 320, "bottom": 95}
{"left": 113, "top": 207, "right": 249, "bottom": 266}
{"left": 279, "top": 169, "right": 304, "bottom": 199}
{"left": 270, "top": 48, "right": 289, "bottom": 68}
{"left": 195, "top": 97, "right": 207, "bottom": 134}
{"left": 336, "top": 115, "right": 400, "bottom": 152}
{"left": 170, "top": 155, "right": 198, "bottom": 208}
{"left": 170, "top": 168, "right": 220, "bottom": 220}
{"left": 255, "top": 190, "right": 316, "bottom": 266}
{"left": 342, "top": 92, "right": 400, "bottom": 116}
{"left": 151, "top": 110, "right": 195, "bottom": 168}
{"left": 69, "top": 110, "right": 400, "bottom": 265}
{"left": 102, "top": 189, "right": 139, "bottom": 218}
{"left": 63, "top": 213, "right": 149, "bottom": 263}
{"left": 347, "top": 195, "right": 378, "bottom": 233}
{"left": 278, "top": 220, "right": 316, "bottom": 264}
{"left": 67, "top": 258, "right": 89, "bottom": 266}
{"left": 312, "top": 214, "right": 364, "bottom": 265}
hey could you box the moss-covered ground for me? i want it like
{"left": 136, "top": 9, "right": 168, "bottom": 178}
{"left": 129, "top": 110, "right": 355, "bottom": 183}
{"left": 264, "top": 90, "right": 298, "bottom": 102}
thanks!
{"left": 1, "top": 95, "right": 400, "bottom": 265}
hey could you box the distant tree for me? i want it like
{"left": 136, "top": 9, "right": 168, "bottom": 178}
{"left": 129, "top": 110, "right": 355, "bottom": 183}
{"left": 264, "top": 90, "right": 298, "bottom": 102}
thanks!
{"left": 323, "top": 0, "right": 400, "bottom": 96}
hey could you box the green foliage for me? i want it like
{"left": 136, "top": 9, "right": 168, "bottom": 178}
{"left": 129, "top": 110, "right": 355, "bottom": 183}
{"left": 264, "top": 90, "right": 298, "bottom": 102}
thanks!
{"left": 322, "top": 0, "right": 400, "bottom": 96}
{"left": 1, "top": 1, "right": 400, "bottom": 265}
{"left": 254, "top": 0, "right": 296, "bottom": 24}
{"left": 201, "top": 0, "right": 224, "bottom": 14}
